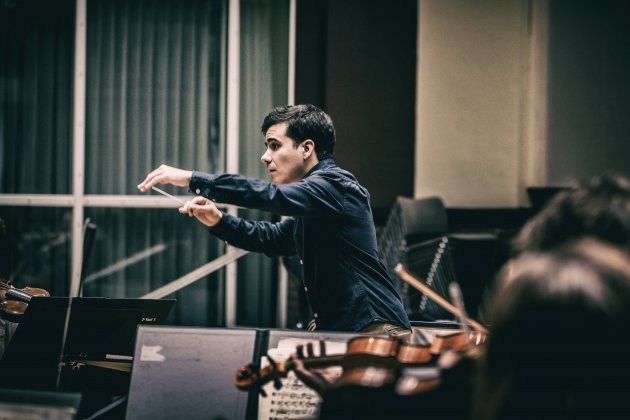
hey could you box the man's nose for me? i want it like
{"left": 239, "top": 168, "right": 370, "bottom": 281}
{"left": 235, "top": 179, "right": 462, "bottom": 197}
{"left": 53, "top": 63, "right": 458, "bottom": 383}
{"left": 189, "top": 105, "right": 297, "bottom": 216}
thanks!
{"left": 261, "top": 150, "right": 271, "bottom": 164}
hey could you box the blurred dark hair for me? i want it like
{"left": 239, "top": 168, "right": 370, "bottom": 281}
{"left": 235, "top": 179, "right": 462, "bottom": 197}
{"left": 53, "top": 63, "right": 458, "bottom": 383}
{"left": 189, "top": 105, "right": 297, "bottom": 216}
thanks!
{"left": 513, "top": 173, "right": 630, "bottom": 255}
{"left": 475, "top": 239, "right": 630, "bottom": 419}
{"left": 261, "top": 104, "right": 336, "bottom": 159}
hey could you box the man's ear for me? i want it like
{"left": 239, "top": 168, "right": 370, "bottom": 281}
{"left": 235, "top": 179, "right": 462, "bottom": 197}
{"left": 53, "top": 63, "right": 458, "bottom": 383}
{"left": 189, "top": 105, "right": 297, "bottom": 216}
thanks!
{"left": 302, "top": 140, "right": 315, "bottom": 159}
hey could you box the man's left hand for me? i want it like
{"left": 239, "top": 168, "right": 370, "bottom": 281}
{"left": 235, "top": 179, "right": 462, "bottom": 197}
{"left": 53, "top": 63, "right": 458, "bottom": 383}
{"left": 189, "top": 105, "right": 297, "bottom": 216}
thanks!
{"left": 138, "top": 164, "right": 193, "bottom": 192}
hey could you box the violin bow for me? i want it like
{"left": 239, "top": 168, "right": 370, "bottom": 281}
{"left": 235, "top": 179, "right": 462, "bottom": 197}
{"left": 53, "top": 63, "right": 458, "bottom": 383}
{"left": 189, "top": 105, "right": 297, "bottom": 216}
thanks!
{"left": 394, "top": 263, "right": 488, "bottom": 334}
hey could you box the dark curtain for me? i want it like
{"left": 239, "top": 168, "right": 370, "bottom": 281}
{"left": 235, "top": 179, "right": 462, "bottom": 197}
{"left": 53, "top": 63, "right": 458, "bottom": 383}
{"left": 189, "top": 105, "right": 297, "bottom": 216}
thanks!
{"left": 0, "top": 0, "right": 74, "bottom": 294}
{"left": 236, "top": 0, "right": 289, "bottom": 327}
{"left": 0, "top": 0, "right": 74, "bottom": 195}
{"left": 82, "top": 0, "right": 226, "bottom": 326}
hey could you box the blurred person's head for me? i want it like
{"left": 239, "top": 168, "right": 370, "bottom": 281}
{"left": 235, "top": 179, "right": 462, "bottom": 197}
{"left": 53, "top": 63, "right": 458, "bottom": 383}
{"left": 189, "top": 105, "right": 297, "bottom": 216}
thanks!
{"left": 475, "top": 238, "right": 630, "bottom": 419}
{"left": 513, "top": 173, "right": 630, "bottom": 255}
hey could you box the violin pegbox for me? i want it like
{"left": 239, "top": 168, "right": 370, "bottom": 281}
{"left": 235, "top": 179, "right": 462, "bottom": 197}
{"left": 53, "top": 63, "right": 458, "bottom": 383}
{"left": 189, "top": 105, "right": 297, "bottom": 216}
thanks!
{"left": 233, "top": 362, "right": 262, "bottom": 390}
{"left": 233, "top": 354, "right": 288, "bottom": 395}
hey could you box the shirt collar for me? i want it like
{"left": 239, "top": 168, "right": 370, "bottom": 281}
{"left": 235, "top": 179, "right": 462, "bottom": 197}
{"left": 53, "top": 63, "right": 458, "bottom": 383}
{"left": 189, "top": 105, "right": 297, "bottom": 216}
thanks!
{"left": 303, "top": 157, "right": 335, "bottom": 178}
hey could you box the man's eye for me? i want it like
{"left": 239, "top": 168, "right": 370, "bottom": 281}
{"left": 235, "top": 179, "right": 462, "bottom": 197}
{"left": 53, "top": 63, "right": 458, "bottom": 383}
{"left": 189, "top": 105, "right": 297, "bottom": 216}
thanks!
{"left": 270, "top": 143, "right": 279, "bottom": 150}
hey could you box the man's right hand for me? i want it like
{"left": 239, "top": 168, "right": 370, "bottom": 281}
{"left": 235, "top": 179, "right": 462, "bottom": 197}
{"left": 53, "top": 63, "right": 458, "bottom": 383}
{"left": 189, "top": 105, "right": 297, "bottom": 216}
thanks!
{"left": 180, "top": 196, "right": 223, "bottom": 227}
{"left": 138, "top": 164, "right": 193, "bottom": 192}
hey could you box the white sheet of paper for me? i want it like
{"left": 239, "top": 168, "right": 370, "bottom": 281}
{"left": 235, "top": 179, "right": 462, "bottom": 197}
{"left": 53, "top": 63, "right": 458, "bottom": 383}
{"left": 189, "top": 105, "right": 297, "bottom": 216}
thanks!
{"left": 258, "top": 338, "right": 347, "bottom": 420}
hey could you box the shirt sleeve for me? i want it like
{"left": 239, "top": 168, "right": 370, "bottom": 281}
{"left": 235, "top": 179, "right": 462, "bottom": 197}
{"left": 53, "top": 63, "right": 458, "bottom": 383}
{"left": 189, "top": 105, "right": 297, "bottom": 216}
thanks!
{"left": 189, "top": 171, "right": 347, "bottom": 217}
{"left": 208, "top": 212, "right": 297, "bottom": 257}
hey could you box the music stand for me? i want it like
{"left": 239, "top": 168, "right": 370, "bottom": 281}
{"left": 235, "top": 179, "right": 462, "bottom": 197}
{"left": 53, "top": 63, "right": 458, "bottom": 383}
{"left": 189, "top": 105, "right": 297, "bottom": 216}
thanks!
{"left": 0, "top": 296, "right": 176, "bottom": 390}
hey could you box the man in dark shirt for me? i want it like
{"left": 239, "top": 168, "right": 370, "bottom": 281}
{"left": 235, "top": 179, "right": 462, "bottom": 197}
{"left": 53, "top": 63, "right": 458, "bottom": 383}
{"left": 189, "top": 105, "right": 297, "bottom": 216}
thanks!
{"left": 138, "top": 104, "right": 411, "bottom": 336}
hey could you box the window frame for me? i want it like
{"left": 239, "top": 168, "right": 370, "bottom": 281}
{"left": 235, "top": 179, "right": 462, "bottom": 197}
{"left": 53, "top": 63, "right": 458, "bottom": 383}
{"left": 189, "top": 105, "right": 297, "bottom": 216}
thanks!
{"left": 0, "top": 0, "right": 296, "bottom": 328}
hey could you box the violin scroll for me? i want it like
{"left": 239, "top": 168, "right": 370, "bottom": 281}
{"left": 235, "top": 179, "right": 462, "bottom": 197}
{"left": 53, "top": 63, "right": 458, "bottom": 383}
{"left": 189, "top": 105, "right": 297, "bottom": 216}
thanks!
{"left": 233, "top": 340, "right": 342, "bottom": 393}
{"left": 233, "top": 359, "right": 284, "bottom": 392}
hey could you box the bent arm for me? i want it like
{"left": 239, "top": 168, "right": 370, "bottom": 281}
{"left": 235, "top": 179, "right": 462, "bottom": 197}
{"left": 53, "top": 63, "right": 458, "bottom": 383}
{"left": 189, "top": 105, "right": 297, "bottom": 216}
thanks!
{"left": 209, "top": 213, "right": 297, "bottom": 257}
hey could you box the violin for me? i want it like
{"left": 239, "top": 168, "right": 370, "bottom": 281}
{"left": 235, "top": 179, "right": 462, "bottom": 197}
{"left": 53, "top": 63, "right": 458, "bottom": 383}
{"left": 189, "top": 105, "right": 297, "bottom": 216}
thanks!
{"left": 233, "top": 331, "right": 485, "bottom": 420}
{"left": 232, "top": 332, "right": 479, "bottom": 393}
{"left": 333, "top": 329, "right": 486, "bottom": 394}
{"left": 0, "top": 278, "right": 50, "bottom": 322}
{"left": 234, "top": 336, "right": 427, "bottom": 392}
{"left": 306, "top": 331, "right": 485, "bottom": 420}
{"left": 429, "top": 329, "right": 486, "bottom": 358}
{"left": 235, "top": 265, "right": 490, "bottom": 397}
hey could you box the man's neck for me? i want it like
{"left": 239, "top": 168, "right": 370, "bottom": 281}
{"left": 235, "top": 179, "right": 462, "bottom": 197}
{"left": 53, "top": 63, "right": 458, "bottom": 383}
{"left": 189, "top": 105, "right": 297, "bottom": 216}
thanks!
{"left": 302, "top": 156, "right": 320, "bottom": 177}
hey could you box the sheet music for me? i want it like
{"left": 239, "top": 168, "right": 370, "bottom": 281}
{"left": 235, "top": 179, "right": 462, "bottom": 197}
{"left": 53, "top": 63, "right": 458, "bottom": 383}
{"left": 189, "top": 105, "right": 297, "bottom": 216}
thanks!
{"left": 259, "top": 338, "right": 347, "bottom": 420}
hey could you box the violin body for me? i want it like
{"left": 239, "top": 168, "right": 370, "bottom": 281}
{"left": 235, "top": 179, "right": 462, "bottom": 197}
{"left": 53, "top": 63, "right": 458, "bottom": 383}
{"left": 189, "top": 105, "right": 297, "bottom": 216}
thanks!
{"left": 0, "top": 281, "right": 50, "bottom": 322}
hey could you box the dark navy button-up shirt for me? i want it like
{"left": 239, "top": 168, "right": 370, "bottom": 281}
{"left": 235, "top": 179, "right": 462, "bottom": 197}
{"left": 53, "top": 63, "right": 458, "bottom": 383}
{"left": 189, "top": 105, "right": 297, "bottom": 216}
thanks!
{"left": 188, "top": 158, "right": 410, "bottom": 332}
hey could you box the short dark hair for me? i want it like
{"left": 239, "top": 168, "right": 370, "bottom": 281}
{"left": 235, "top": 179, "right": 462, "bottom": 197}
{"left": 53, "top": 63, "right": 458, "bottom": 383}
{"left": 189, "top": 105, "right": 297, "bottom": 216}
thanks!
{"left": 261, "top": 104, "right": 336, "bottom": 159}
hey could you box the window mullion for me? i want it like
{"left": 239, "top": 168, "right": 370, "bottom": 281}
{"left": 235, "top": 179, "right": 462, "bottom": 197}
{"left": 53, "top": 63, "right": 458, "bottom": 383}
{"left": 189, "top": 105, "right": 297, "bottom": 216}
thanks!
{"left": 224, "top": 0, "right": 240, "bottom": 328}
{"left": 71, "top": 0, "right": 88, "bottom": 297}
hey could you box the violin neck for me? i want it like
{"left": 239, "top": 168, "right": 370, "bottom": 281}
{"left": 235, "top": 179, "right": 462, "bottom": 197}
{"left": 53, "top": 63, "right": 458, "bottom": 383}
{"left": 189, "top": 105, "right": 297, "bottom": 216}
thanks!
{"left": 269, "top": 354, "right": 343, "bottom": 378}
{"left": 298, "top": 354, "right": 343, "bottom": 370}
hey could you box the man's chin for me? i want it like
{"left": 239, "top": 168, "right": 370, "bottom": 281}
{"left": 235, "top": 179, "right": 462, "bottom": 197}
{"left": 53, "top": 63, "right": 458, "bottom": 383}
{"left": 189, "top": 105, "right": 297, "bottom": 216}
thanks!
{"left": 270, "top": 178, "right": 289, "bottom": 185}
{"left": 269, "top": 173, "right": 293, "bottom": 185}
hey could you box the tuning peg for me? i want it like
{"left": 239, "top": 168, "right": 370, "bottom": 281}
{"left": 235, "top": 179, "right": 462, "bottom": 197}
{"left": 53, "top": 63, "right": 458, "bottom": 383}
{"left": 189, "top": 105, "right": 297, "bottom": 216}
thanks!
{"left": 259, "top": 387, "right": 268, "bottom": 397}
{"left": 273, "top": 378, "right": 283, "bottom": 390}
{"left": 235, "top": 367, "right": 252, "bottom": 380}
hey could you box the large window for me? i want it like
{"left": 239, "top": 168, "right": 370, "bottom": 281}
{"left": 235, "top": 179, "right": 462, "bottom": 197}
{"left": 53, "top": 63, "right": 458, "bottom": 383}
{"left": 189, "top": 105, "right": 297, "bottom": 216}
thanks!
{"left": 0, "top": 0, "right": 291, "bottom": 327}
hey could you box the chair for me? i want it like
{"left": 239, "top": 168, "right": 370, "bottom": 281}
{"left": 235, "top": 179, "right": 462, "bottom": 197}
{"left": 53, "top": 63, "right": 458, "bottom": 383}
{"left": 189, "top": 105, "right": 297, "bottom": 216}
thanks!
{"left": 378, "top": 196, "right": 452, "bottom": 319}
{"left": 379, "top": 196, "right": 497, "bottom": 322}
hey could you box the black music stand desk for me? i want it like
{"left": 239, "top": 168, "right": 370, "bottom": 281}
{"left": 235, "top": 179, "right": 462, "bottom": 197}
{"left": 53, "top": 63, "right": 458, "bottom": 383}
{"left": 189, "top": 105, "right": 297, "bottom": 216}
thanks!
{"left": 0, "top": 296, "right": 176, "bottom": 390}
